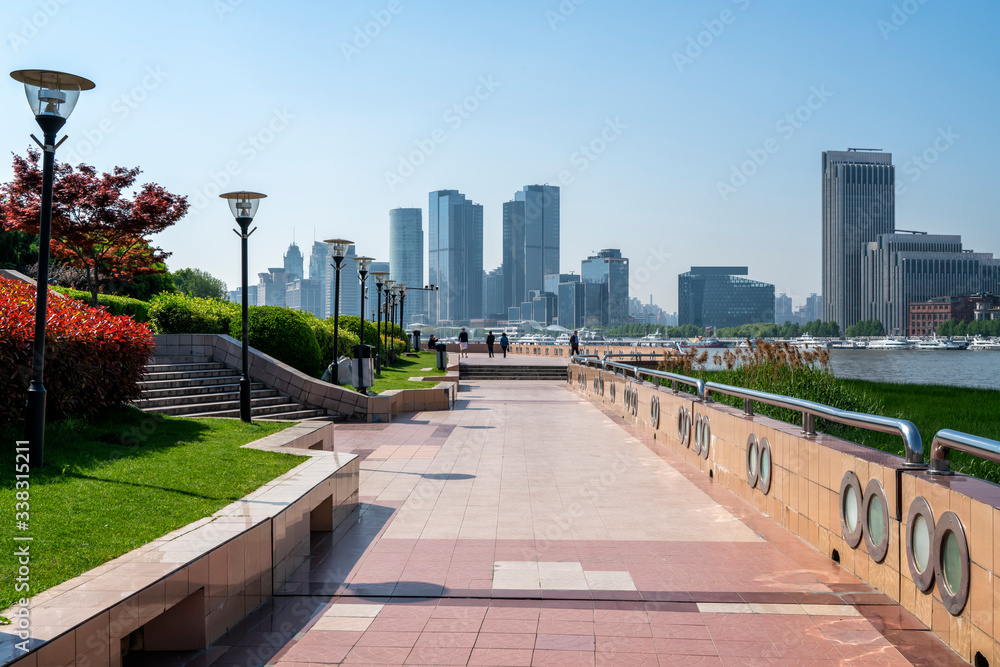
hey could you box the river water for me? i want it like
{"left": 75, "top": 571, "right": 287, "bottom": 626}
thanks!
{"left": 687, "top": 347, "right": 1000, "bottom": 390}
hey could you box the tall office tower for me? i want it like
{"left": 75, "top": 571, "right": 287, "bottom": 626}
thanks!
{"left": 774, "top": 293, "right": 793, "bottom": 324}
{"left": 502, "top": 199, "right": 525, "bottom": 310}
{"left": 286, "top": 279, "right": 324, "bottom": 318}
{"left": 283, "top": 242, "right": 303, "bottom": 281}
{"left": 307, "top": 241, "right": 328, "bottom": 316}
{"left": 428, "top": 190, "right": 484, "bottom": 324}
{"left": 367, "top": 261, "right": 390, "bottom": 322}
{"left": 558, "top": 281, "right": 587, "bottom": 329}
{"left": 678, "top": 267, "right": 774, "bottom": 328}
{"left": 581, "top": 249, "right": 630, "bottom": 326}
{"left": 520, "top": 185, "right": 560, "bottom": 297}
{"left": 484, "top": 267, "right": 504, "bottom": 319}
{"left": 860, "top": 232, "right": 1000, "bottom": 335}
{"left": 257, "top": 268, "right": 291, "bottom": 307}
{"left": 822, "top": 149, "right": 895, "bottom": 333}
{"left": 389, "top": 208, "right": 425, "bottom": 325}
{"left": 545, "top": 273, "right": 577, "bottom": 295}
{"left": 804, "top": 293, "right": 822, "bottom": 321}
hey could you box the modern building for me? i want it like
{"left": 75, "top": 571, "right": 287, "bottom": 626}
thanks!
{"left": 428, "top": 190, "right": 484, "bottom": 324}
{"left": 286, "top": 279, "right": 323, "bottom": 318}
{"left": 307, "top": 241, "right": 328, "bottom": 317}
{"left": 507, "top": 306, "right": 521, "bottom": 322}
{"left": 774, "top": 293, "right": 793, "bottom": 324}
{"left": 520, "top": 300, "right": 534, "bottom": 322}
{"left": 802, "top": 293, "right": 822, "bottom": 322}
{"left": 822, "top": 149, "right": 895, "bottom": 333}
{"left": 502, "top": 185, "right": 560, "bottom": 310}
{"left": 228, "top": 285, "right": 258, "bottom": 306}
{"left": 324, "top": 243, "right": 361, "bottom": 321}
{"left": 581, "top": 249, "right": 629, "bottom": 326}
{"left": 860, "top": 232, "right": 1000, "bottom": 335}
{"left": 283, "top": 242, "right": 303, "bottom": 282}
{"left": 389, "top": 208, "right": 424, "bottom": 325}
{"left": 546, "top": 273, "right": 577, "bottom": 296}
{"left": 484, "top": 267, "right": 504, "bottom": 320}
{"left": 558, "top": 281, "right": 587, "bottom": 329}
{"left": 257, "top": 268, "right": 292, "bottom": 307}
{"left": 678, "top": 266, "right": 775, "bottom": 328}
{"left": 502, "top": 199, "right": 525, "bottom": 312}
{"left": 366, "top": 261, "right": 390, "bottom": 322}
{"left": 907, "top": 296, "right": 975, "bottom": 337}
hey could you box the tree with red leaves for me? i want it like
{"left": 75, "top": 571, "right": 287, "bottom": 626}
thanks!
{"left": 1, "top": 148, "right": 188, "bottom": 305}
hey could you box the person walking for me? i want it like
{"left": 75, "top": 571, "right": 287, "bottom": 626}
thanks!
{"left": 499, "top": 333, "right": 509, "bottom": 358}
{"left": 486, "top": 330, "right": 496, "bottom": 358}
{"left": 458, "top": 327, "right": 470, "bottom": 359}
{"left": 570, "top": 330, "right": 580, "bottom": 357}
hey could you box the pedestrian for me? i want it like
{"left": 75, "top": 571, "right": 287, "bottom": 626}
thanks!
{"left": 499, "top": 332, "right": 509, "bottom": 358}
{"left": 486, "top": 330, "right": 496, "bottom": 358}
{"left": 427, "top": 334, "right": 437, "bottom": 349}
{"left": 570, "top": 330, "right": 580, "bottom": 356}
{"left": 459, "top": 327, "right": 470, "bottom": 359}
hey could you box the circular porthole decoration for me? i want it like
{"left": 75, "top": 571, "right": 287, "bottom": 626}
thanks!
{"left": 609, "top": 380, "right": 616, "bottom": 403}
{"left": 700, "top": 416, "right": 711, "bottom": 460}
{"left": 693, "top": 415, "right": 703, "bottom": 455}
{"left": 905, "top": 496, "right": 935, "bottom": 592}
{"left": 677, "top": 407, "right": 690, "bottom": 446}
{"left": 599, "top": 376, "right": 605, "bottom": 396}
{"left": 650, "top": 396, "right": 660, "bottom": 428}
{"left": 630, "top": 388, "right": 639, "bottom": 416}
{"left": 839, "top": 471, "right": 863, "bottom": 549}
{"left": 593, "top": 376, "right": 599, "bottom": 394}
{"left": 757, "top": 436, "right": 771, "bottom": 494}
{"left": 746, "top": 434, "right": 759, "bottom": 487}
{"left": 933, "top": 511, "right": 970, "bottom": 616}
{"left": 862, "top": 479, "right": 890, "bottom": 563}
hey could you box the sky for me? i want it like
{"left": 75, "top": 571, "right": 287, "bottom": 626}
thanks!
{"left": 1, "top": 0, "right": 997, "bottom": 313}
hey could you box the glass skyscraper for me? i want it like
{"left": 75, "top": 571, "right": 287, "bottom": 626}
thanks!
{"left": 502, "top": 199, "right": 525, "bottom": 311}
{"left": 307, "top": 241, "right": 328, "bottom": 317}
{"left": 503, "top": 185, "right": 560, "bottom": 310}
{"left": 428, "top": 190, "right": 483, "bottom": 324}
{"left": 283, "top": 242, "right": 303, "bottom": 282}
{"left": 581, "top": 249, "right": 629, "bottom": 326}
{"left": 678, "top": 266, "right": 775, "bottom": 328}
{"left": 389, "top": 208, "right": 425, "bottom": 325}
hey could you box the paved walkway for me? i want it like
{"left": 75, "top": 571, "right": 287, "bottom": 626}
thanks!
{"left": 147, "top": 381, "right": 964, "bottom": 666}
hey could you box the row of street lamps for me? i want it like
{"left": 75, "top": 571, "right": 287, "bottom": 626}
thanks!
{"left": 9, "top": 68, "right": 432, "bottom": 459}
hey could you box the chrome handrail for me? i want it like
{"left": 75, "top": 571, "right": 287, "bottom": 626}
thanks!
{"left": 704, "top": 380, "right": 925, "bottom": 467}
{"left": 602, "top": 352, "right": 669, "bottom": 361}
{"left": 928, "top": 429, "right": 1000, "bottom": 475}
{"left": 573, "top": 356, "right": 705, "bottom": 397}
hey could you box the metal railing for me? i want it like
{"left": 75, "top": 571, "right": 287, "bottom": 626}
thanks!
{"left": 569, "top": 355, "right": 926, "bottom": 468}
{"left": 602, "top": 352, "right": 670, "bottom": 361}
{"left": 929, "top": 429, "right": 1000, "bottom": 475}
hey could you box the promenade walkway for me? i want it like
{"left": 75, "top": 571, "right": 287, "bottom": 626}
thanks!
{"left": 151, "top": 377, "right": 965, "bottom": 666}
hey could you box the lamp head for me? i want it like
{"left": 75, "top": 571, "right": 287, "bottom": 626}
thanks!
{"left": 324, "top": 238, "right": 353, "bottom": 261}
{"left": 220, "top": 191, "right": 266, "bottom": 222}
{"left": 355, "top": 256, "right": 374, "bottom": 274}
{"left": 10, "top": 69, "right": 94, "bottom": 134}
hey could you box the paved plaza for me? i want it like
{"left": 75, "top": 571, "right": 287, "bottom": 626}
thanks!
{"left": 148, "top": 379, "right": 965, "bottom": 666}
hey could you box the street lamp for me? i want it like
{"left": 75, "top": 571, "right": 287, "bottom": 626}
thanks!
{"left": 398, "top": 284, "right": 409, "bottom": 351}
{"left": 324, "top": 238, "right": 353, "bottom": 382}
{"left": 11, "top": 69, "right": 95, "bottom": 468}
{"left": 371, "top": 271, "right": 389, "bottom": 373}
{"left": 389, "top": 284, "right": 402, "bottom": 363}
{"left": 220, "top": 191, "right": 266, "bottom": 422}
{"left": 382, "top": 279, "right": 395, "bottom": 364}
{"left": 355, "top": 256, "right": 374, "bottom": 394}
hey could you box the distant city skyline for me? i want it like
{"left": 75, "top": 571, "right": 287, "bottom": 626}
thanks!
{"left": 4, "top": 2, "right": 996, "bottom": 313}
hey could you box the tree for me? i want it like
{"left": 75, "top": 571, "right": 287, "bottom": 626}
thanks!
{"left": 845, "top": 319, "right": 884, "bottom": 337}
{"left": 2, "top": 148, "right": 188, "bottom": 305}
{"left": 172, "top": 267, "right": 227, "bottom": 299}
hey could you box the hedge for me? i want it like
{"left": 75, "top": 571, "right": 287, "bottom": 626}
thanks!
{"left": 149, "top": 292, "right": 238, "bottom": 334}
{"left": 0, "top": 276, "right": 153, "bottom": 424}
{"left": 52, "top": 287, "right": 151, "bottom": 323}
{"left": 230, "top": 306, "right": 322, "bottom": 377}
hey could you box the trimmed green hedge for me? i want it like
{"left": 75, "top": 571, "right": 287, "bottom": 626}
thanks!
{"left": 231, "top": 306, "right": 322, "bottom": 376}
{"left": 149, "top": 293, "right": 238, "bottom": 334}
{"left": 53, "top": 288, "right": 152, "bottom": 323}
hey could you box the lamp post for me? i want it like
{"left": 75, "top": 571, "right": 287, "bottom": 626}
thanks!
{"left": 389, "top": 284, "right": 402, "bottom": 363}
{"left": 11, "top": 69, "right": 95, "bottom": 468}
{"left": 371, "top": 272, "right": 389, "bottom": 373}
{"left": 355, "top": 256, "right": 374, "bottom": 394}
{"left": 324, "top": 239, "right": 353, "bottom": 381}
{"left": 398, "top": 284, "right": 408, "bottom": 352}
{"left": 220, "top": 191, "right": 266, "bottom": 423}
{"left": 382, "top": 279, "right": 395, "bottom": 364}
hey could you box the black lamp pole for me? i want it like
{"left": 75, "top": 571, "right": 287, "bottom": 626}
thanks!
{"left": 356, "top": 257, "right": 373, "bottom": 394}
{"left": 324, "top": 239, "right": 353, "bottom": 382}
{"left": 399, "top": 287, "right": 408, "bottom": 352}
{"left": 374, "top": 275, "right": 385, "bottom": 373}
{"left": 12, "top": 69, "right": 94, "bottom": 468}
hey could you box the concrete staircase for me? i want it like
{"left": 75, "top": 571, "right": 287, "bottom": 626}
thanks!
{"left": 459, "top": 364, "right": 569, "bottom": 381}
{"left": 135, "top": 356, "right": 329, "bottom": 420}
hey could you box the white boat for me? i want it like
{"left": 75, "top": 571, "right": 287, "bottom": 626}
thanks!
{"left": 867, "top": 339, "right": 914, "bottom": 350}
{"left": 555, "top": 333, "right": 571, "bottom": 344}
{"left": 969, "top": 339, "right": 1000, "bottom": 351}
{"left": 792, "top": 335, "right": 830, "bottom": 350}
{"left": 830, "top": 339, "right": 867, "bottom": 349}
{"left": 914, "top": 339, "right": 964, "bottom": 351}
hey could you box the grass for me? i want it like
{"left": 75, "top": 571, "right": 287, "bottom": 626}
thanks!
{"left": 0, "top": 407, "right": 301, "bottom": 611}
{"left": 368, "top": 350, "right": 446, "bottom": 394}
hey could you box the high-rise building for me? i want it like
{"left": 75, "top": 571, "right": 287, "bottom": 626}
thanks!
{"left": 545, "top": 273, "right": 577, "bottom": 295}
{"left": 484, "top": 267, "right": 504, "bottom": 319}
{"left": 428, "top": 190, "right": 483, "bottom": 323}
{"left": 558, "top": 281, "right": 587, "bottom": 329}
{"left": 581, "top": 249, "right": 629, "bottom": 326}
{"left": 286, "top": 279, "right": 324, "bottom": 318}
{"left": 775, "top": 293, "right": 793, "bottom": 324}
{"left": 822, "top": 149, "right": 895, "bottom": 333}
{"left": 389, "top": 208, "right": 424, "bottom": 325}
{"left": 860, "top": 232, "right": 1000, "bottom": 335}
{"left": 366, "top": 261, "right": 390, "bottom": 322}
{"left": 283, "top": 242, "right": 303, "bottom": 281}
{"left": 678, "top": 266, "right": 775, "bottom": 328}
{"left": 307, "top": 241, "right": 329, "bottom": 317}
{"left": 502, "top": 199, "right": 525, "bottom": 311}
{"left": 257, "top": 268, "right": 291, "bottom": 307}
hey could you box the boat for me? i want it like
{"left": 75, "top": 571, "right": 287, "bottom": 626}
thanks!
{"left": 792, "top": 335, "right": 830, "bottom": 350}
{"left": 830, "top": 339, "right": 867, "bottom": 349}
{"left": 969, "top": 339, "right": 1000, "bottom": 351}
{"left": 679, "top": 337, "right": 726, "bottom": 349}
{"left": 866, "top": 339, "right": 914, "bottom": 350}
{"left": 914, "top": 339, "right": 964, "bottom": 351}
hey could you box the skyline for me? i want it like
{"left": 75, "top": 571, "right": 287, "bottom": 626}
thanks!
{"left": 1, "top": 1, "right": 996, "bottom": 312}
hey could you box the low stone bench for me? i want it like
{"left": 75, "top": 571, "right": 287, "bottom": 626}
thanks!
{"left": 0, "top": 422, "right": 358, "bottom": 667}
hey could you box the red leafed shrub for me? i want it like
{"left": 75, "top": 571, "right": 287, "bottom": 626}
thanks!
{"left": 0, "top": 276, "right": 153, "bottom": 424}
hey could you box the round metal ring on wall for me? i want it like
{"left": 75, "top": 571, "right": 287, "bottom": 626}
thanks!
{"left": 905, "top": 496, "right": 936, "bottom": 592}
{"left": 682, "top": 409, "right": 691, "bottom": 447}
{"left": 700, "top": 417, "right": 711, "bottom": 459}
{"left": 599, "top": 376, "right": 605, "bottom": 396}
{"left": 757, "top": 437, "right": 772, "bottom": 494}
{"left": 609, "top": 381, "right": 615, "bottom": 403}
{"left": 677, "top": 408, "right": 686, "bottom": 445}
{"left": 631, "top": 388, "right": 639, "bottom": 416}
{"left": 651, "top": 396, "right": 660, "bottom": 428}
{"left": 862, "top": 479, "right": 890, "bottom": 563}
{"left": 933, "top": 511, "right": 970, "bottom": 616}
{"left": 746, "top": 434, "right": 759, "bottom": 488}
{"left": 593, "top": 376, "right": 599, "bottom": 394}
{"left": 839, "top": 471, "right": 864, "bottom": 549}
{"left": 693, "top": 415, "right": 703, "bottom": 451}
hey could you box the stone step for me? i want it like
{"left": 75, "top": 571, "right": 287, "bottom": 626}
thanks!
{"left": 461, "top": 376, "right": 567, "bottom": 381}
{"left": 138, "top": 382, "right": 266, "bottom": 399}
{"left": 143, "top": 368, "right": 242, "bottom": 382}
{"left": 179, "top": 404, "right": 328, "bottom": 419}
{"left": 139, "top": 376, "right": 259, "bottom": 391}
{"left": 142, "top": 395, "right": 297, "bottom": 416}
{"left": 146, "top": 356, "right": 214, "bottom": 365}
{"left": 135, "top": 388, "right": 278, "bottom": 409}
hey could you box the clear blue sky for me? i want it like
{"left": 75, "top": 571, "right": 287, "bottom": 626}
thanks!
{"left": 2, "top": 0, "right": 997, "bottom": 313}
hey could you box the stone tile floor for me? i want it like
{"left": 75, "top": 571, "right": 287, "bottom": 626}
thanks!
{"left": 134, "top": 381, "right": 967, "bottom": 666}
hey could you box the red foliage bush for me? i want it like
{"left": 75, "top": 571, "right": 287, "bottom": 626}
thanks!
{"left": 0, "top": 276, "right": 153, "bottom": 424}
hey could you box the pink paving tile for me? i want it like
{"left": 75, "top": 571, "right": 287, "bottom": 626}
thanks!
{"left": 279, "top": 636, "right": 353, "bottom": 664}
{"left": 657, "top": 658, "right": 724, "bottom": 667}
{"left": 342, "top": 645, "right": 413, "bottom": 663}
{"left": 403, "top": 645, "right": 474, "bottom": 664}
{"left": 431, "top": 602, "right": 489, "bottom": 619}
{"left": 650, "top": 623, "right": 712, "bottom": 640}
{"left": 594, "top": 635, "right": 657, "bottom": 653}
{"left": 530, "top": 649, "right": 597, "bottom": 666}
{"left": 593, "top": 621, "right": 652, "bottom": 638}
{"left": 595, "top": 652, "right": 660, "bottom": 667}
{"left": 535, "top": 634, "right": 596, "bottom": 651}
{"left": 354, "top": 631, "right": 421, "bottom": 648}
{"left": 422, "top": 617, "right": 483, "bottom": 633}
{"left": 713, "top": 640, "right": 783, "bottom": 659}
{"left": 474, "top": 632, "right": 537, "bottom": 650}
{"left": 485, "top": 604, "right": 541, "bottom": 620}
{"left": 468, "top": 647, "right": 534, "bottom": 666}
{"left": 536, "top": 619, "right": 595, "bottom": 635}
{"left": 413, "top": 631, "right": 478, "bottom": 648}
{"left": 539, "top": 608, "right": 595, "bottom": 622}
{"left": 481, "top": 617, "right": 540, "bottom": 634}
{"left": 652, "top": 637, "right": 719, "bottom": 656}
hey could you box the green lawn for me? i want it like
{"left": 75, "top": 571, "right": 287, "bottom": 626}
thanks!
{"left": 0, "top": 407, "right": 300, "bottom": 611}
{"left": 368, "top": 350, "right": 447, "bottom": 394}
